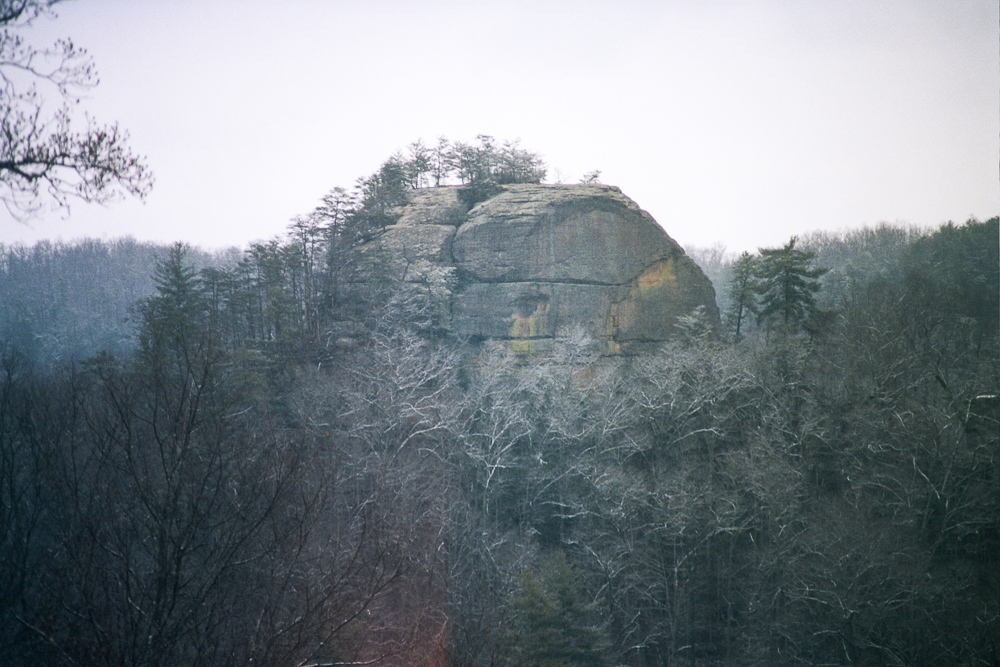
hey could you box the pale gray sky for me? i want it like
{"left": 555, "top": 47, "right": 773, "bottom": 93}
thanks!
{"left": 2, "top": 0, "right": 997, "bottom": 254}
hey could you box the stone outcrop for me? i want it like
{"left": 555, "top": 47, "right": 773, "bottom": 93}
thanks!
{"left": 344, "top": 183, "right": 719, "bottom": 355}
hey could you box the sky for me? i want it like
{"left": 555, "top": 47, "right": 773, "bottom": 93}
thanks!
{"left": 1, "top": 0, "right": 997, "bottom": 255}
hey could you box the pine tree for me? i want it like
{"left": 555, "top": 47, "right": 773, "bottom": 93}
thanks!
{"left": 142, "top": 242, "right": 208, "bottom": 355}
{"left": 513, "top": 551, "right": 608, "bottom": 667}
{"left": 725, "top": 251, "right": 759, "bottom": 340}
{"left": 754, "top": 237, "right": 828, "bottom": 331}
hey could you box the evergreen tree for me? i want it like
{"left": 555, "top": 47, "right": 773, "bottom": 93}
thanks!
{"left": 725, "top": 250, "right": 758, "bottom": 340}
{"left": 902, "top": 217, "right": 998, "bottom": 345}
{"left": 513, "top": 551, "right": 608, "bottom": 667}
{"left": 405, "top": 139, "right": 433, "bottom": 188}
{"left": 353, "top": 154, "right": 409, "bottom": 232}
{"left": 142, "top": 242, "right": 208, "bottom": 356}
{"left": 754, "top": 237, "right": 828, "bottom": 331}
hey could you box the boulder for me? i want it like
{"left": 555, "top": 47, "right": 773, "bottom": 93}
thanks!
{"left": 344, "top": 183, "right": 719, "bottom": 355}
{"left": 453, "top": 184, "right": 678, "bottom": 285}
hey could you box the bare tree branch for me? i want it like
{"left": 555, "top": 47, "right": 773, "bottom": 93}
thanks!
{"left": 1, "top": 0, "right": 152, "bottom": 220}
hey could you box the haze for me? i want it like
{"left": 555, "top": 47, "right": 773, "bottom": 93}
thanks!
{"left": 1, "top": 0, "right": 997, "bottom": 254}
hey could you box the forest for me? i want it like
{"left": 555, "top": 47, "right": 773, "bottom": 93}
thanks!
{"left": 2, "top": 2, "right": 997, "bottom": 663}
{"left": 1, "top": 136, "right": 998, "bottom": 667}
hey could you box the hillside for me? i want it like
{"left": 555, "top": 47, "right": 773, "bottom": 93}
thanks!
{"left": 0, "top": 189, "right": 996, "bottom": 666}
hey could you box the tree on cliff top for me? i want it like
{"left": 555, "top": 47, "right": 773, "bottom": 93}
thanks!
{"left": 1, "top": 0, "right": 152, "bottom": 219}
{"left": 452, "top": 135, "right": 546, "bottom": 186}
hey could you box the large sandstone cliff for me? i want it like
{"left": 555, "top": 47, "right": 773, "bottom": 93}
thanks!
{"left": 342, "top": 183, "right": 719, "bottom": 355}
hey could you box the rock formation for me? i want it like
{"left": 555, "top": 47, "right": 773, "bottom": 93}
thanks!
{"left": 342, "top": 183, "right": 719, "bottom": 355}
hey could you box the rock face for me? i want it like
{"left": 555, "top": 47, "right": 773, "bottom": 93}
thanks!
{"left": 345, "top": 184, "right": 719, "bottom": 355}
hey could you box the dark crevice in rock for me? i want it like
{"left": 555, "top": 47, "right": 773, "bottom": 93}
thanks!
{"left": 492, "top": 335, "right": 556, "bottom": 341}
{"left": 613, "top": 335, "right": 682, "bottom": 343}
{"left": 460, "top": 278, "right": 624, "bottom": 288}
{"left": 457, "top": 183, "right": 505, "bottom": 210}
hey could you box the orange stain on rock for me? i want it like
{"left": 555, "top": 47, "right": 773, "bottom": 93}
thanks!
{"left": 508, "top": 299, "right": 549, "bottom": 355}
{"left": 636, "top": 258, "right": 676, "bottom": 293}
{"left": 605, "top": 258, "right": 678, "bottom": 352}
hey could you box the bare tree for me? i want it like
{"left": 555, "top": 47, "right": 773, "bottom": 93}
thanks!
{"left": 1, "top": 0, "right": 152, "bottom": 218}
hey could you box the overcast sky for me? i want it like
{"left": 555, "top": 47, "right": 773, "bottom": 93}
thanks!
{"left": 2, "top": 0, "right": 997, "bottom": 255}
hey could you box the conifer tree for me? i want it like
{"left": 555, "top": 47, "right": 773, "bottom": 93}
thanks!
{"left": 725, "top": 250, "right": 759, "bottom": 340}
{"left": 141, "top": 242, "right": 209, "bottom": 361}
{"left": 513, "top": 551, "right": 608, "bottom": 667}
{"left": 754, "top": 237, "right": 828, "bottom": 331}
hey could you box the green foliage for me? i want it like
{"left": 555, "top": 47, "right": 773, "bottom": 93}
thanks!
{"left": 902, "top": 217, "right": 998, "bottom": 343}
{"left": 145, "top": 242, "right": 207, "bottom": 344}
{"left": 353, "top": 153, "right": 410, "bottom": 232}
{"left": 138, "top": 243, "right": 237, "bottom": 407}
{"left": 754, "top": 236, "right": 828, "bottom": 331}
{"left": 513, "top": 551, "right": 608, "bottom": 667}
{"left": 800, "top": 222, "right": 924, "bottom": 308}
{"left": 675, "top": 304, "right": 716, "bottom": 345}
{"left": 450, "top": 135, "right": 546, "bottom": 207}
{"left": 453, "top": 134, "right": 547, "bottom": 187}
{"left": 405, "top": 139, "right": 433, "bottom": 188}
{"left": 724, "top": 250, "right": 758, "bottom": 339}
